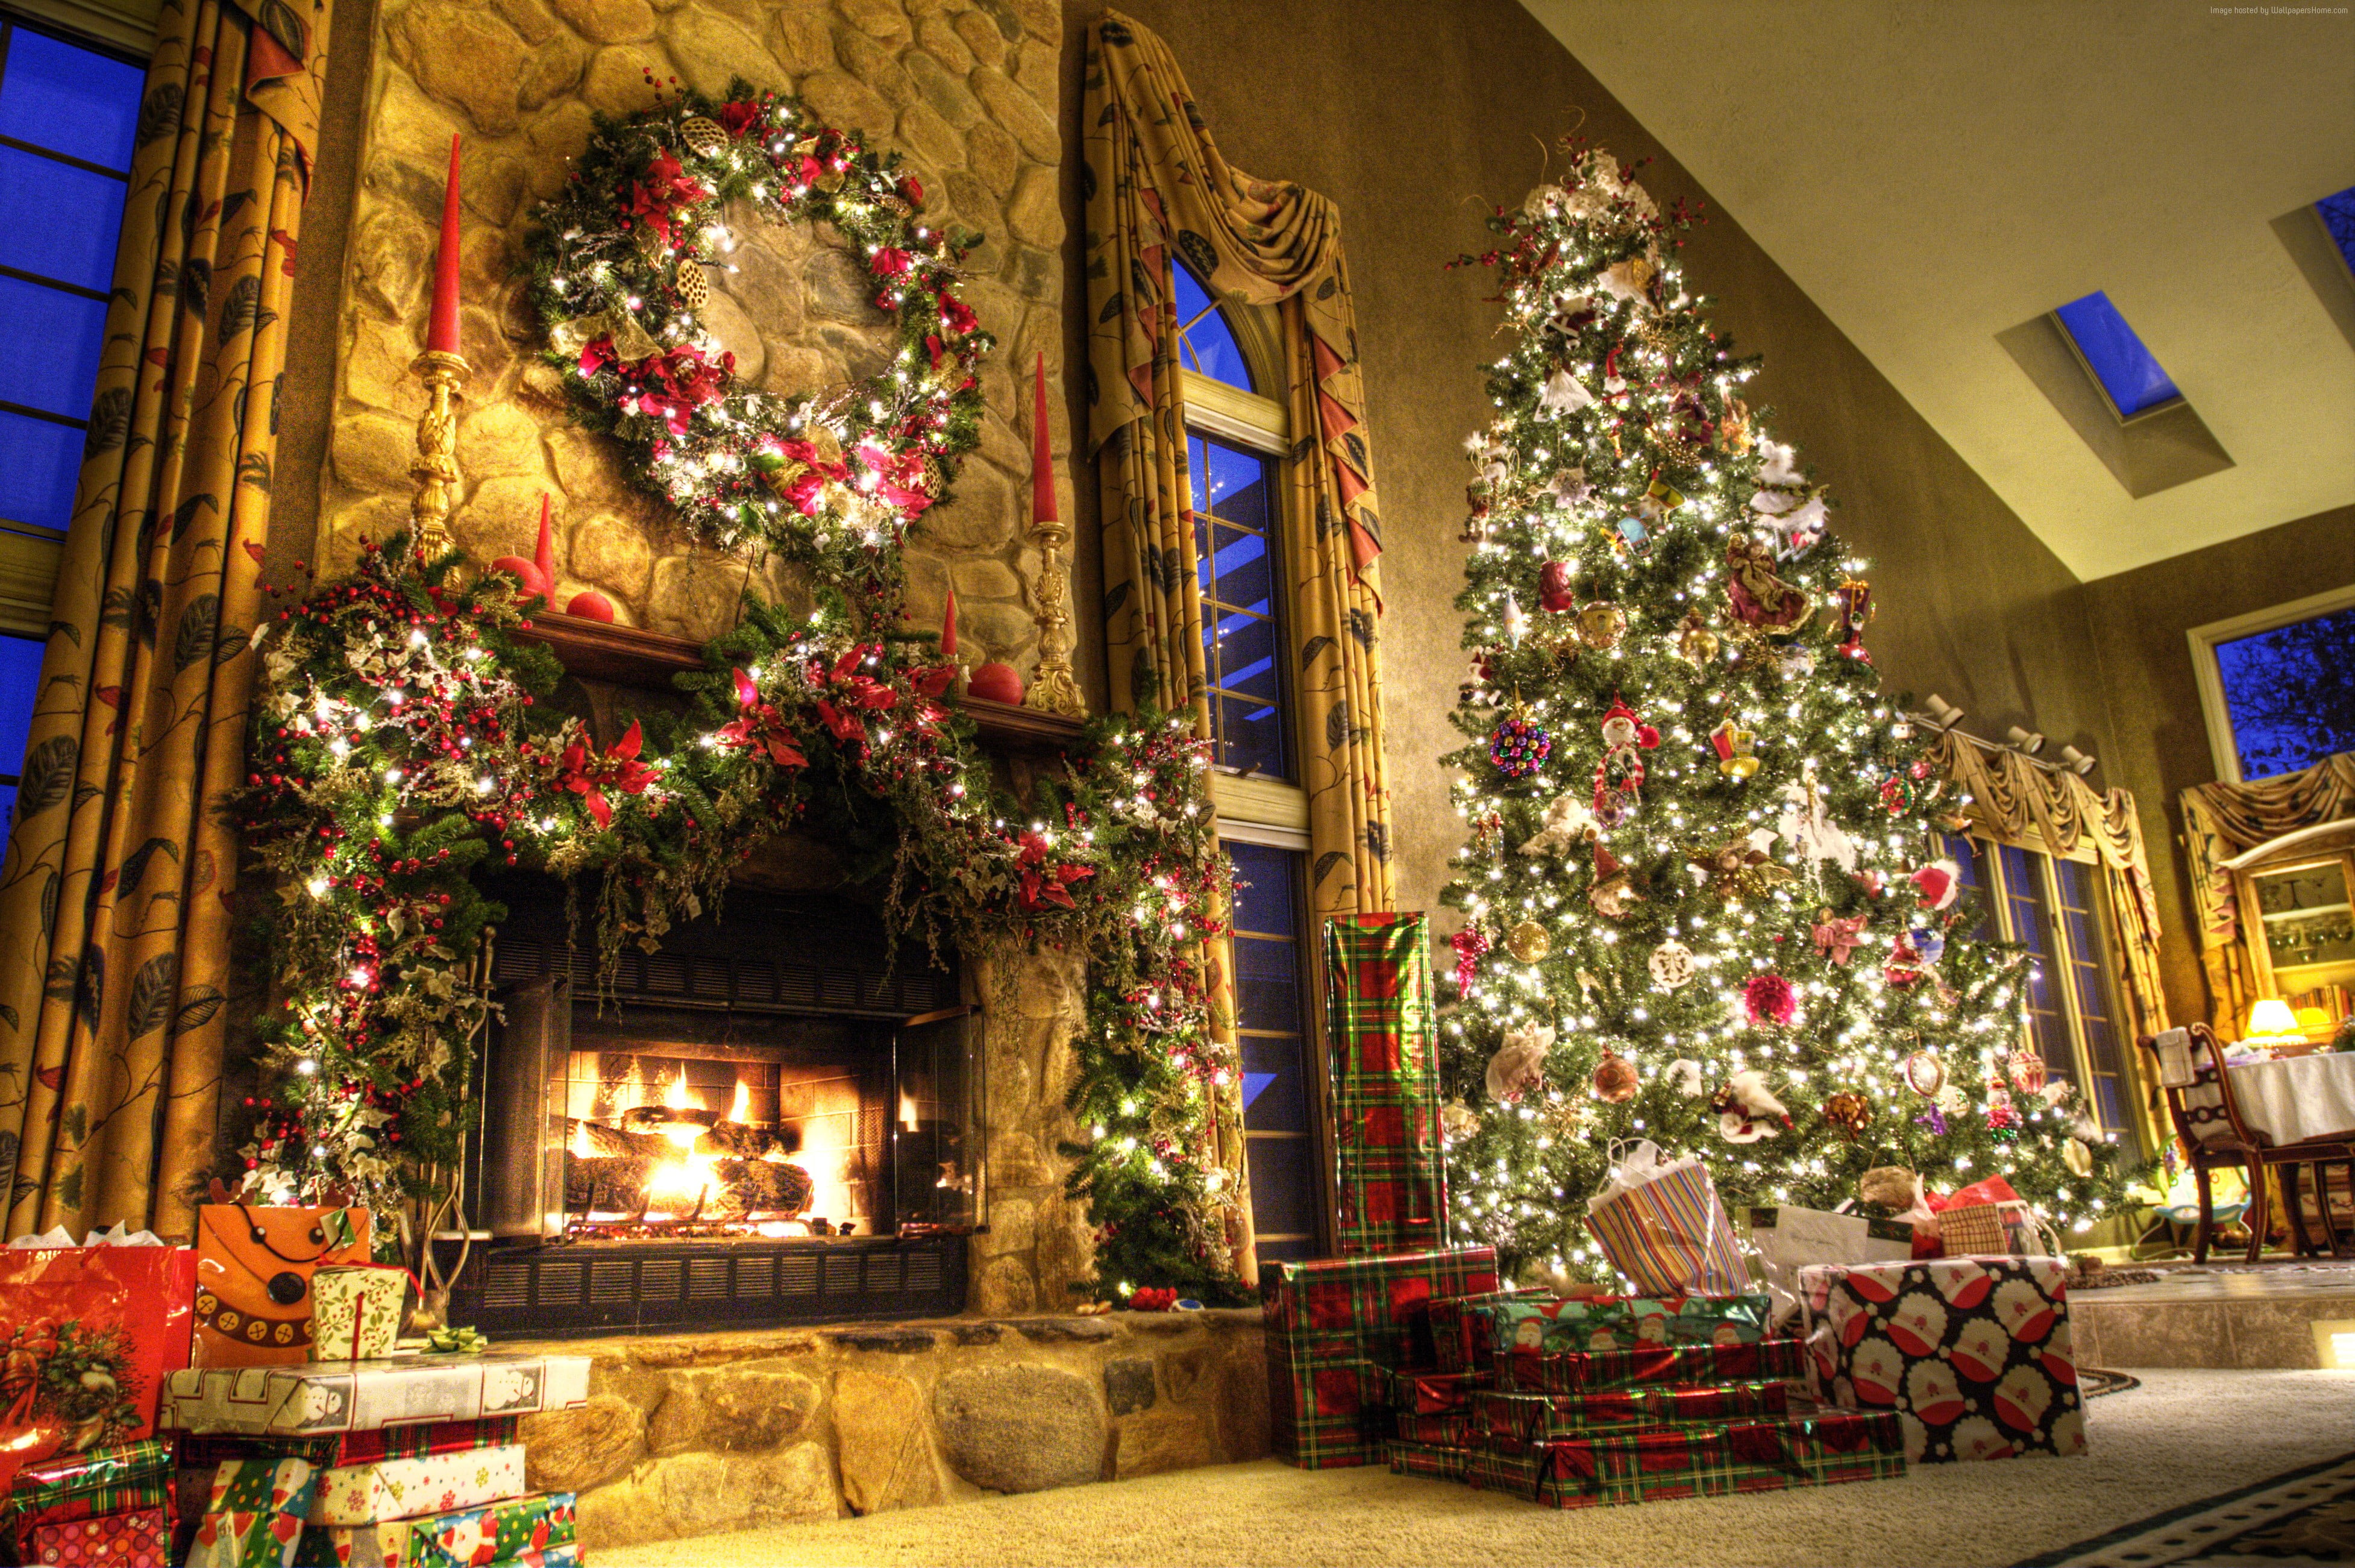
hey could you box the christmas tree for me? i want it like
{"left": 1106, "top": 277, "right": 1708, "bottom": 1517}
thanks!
{"left": 1437, "top": 147, "right": 2124, "bottom": 1284}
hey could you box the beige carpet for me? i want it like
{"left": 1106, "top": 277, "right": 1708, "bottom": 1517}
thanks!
{"left": 601, "top": 1370, "right": 2355, "bottom": 1568}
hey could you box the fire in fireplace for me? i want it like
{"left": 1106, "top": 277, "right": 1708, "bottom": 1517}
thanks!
{"left": 448, "top": 880, "right": 983, "bottom": 1334}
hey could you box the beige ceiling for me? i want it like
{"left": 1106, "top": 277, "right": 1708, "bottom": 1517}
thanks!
{"left": 1517, "top": 0, "right": 2355, "bottom": 581}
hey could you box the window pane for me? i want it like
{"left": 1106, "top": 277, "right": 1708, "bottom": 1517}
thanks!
{"left": 1216, "top": 695, "right": 1286, "bottom": 778}
{"left": 1208, "top": 613, "right": 1279, "bottom": 701}
{"left": 1243, "top": 1135, "right": 1317, "bottom": 1240}
{"left": 1229, "top": 839, "right": 1296, "bottom": 936}
{"left": 1942, "top": 833, "right": 1994, "bottom": 944}
{"left": 0, "top": 145, "right": 127, "bottom": 291}
{"left": 2212, "top": 606, "right": 2355, "bottom": 781}
{"left": 0, "top": 273, "right": 107, "bottom": 417}
{"left": 1171, "top": 260, "right": 1253, "bottom": 393}
{"left": 2054, "top": 292, "right": 2179, "bottom": 416}
{"left": 2052, "top": 858, "right": 2136, "bottom": 1153}
{"left": 1224, "top": 840, "right": 1321, "bottom": 1252}
{"left": 1241, "top": 1036, "right": 1306, "bottom": 1132}
{"left": 0, "top": 28, "right": 143, "bottom": 170}
{"left": 1996, "top": 844, "right": 2076, "bottom": 1082}
{"left": 0, "top": 632, "right": 40, "bottom": 774}
{"left": 1190, "top": 430, "right": 1288, "bottom": 779}
{"left": 1202, "top": 524, "right": 1272, "bottom": 614}
{"left": 0, "top": 409, "right": 84, "bottom": 531}
{"left": 1199, "top": 442, "right": 1272, "bottom": 528}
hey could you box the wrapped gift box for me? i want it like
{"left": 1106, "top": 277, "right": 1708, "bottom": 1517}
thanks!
{"left": 1425, "top": 1290, "right": 1540, "bottom": 1375}
{"left": 1391, "top": 1413, "right": 1472, "bottom": 1447}
{"left": 307, "top": 1445, "right": 526, "bottom": 1527}
{"left": 178, "top": 1419, "right": 521, "bottom": 1473}
{"left": 1472, "top": 1381, "right": 1789, "bottom": 1443}
{"left": 1800, "top": 1255, "right": 2086, "bottom": 1463}
{"left": 1386, "top": 1370, "right": 1480, "bottom": 1417}
{"left": 1324, "top": 914, "right": 1449, "bottom": 1255}
{"left": 293, "top": 1491, "right": 574, "bottom": 1568}
{"left": 1467, "top": 1412, "right": 1904, "bottom": 1510}
{"left": 5, "top": 1440, "right": 172, "bottom": 1532}
{"left": 187, "top": 1458, "right": 317, "bottom": 1568}
{"left": 161, "top": 1358, "right": 589, "bottom": 1437}
{"left": 1487, "top": 1294, "right": 1772, "bottom": 1357}
{"left": 25, "top": 1504, "right": 171, "bottom": 1567}
{"left": 307, "top": 1270, "right": 407, "bottom": 1365}
{"left": 1384, "top": 1441, "right": 1472, "bottom": 1484}
{"left": 1500, "top": 1337, "right": 1808, "bottom": 1394}
{"left": 1261, "top": 1247, "right": 1498, "bottom": 1469}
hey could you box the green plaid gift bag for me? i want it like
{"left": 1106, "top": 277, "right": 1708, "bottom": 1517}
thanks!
{"left": 1323, "top": 915, "right": 1447, "bottom": 1254}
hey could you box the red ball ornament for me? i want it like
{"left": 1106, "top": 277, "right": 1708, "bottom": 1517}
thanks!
{"left": 967, "top": 661, "right": 1024, "bottom": 704}
{"left": 1591, "top": 1052, "right": 1640, "bottom": 1103}
{"left": 488, "top": 557, "right": 549, "bottom": 598}
{"left": 565, "top": 590, "right": 616, "bottom": 622}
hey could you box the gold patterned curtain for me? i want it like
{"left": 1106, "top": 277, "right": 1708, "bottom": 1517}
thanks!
{"left": 1934, "top": 733, "right": 2172, "bottom": 1126}
{"left": 0, "top": 0, "right": 328, "bottom": 1241}
{"left": 2180, "top": 753, "right": 2355, "bottom": 1036}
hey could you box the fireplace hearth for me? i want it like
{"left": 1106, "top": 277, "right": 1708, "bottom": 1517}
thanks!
{"left": 445, "top": 879, "right": 982, "bottom": 1335}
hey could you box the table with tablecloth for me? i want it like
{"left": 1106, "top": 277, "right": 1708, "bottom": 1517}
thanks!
{"left": 2226, "top": 1052, "right": 2355, "bottom": 1146}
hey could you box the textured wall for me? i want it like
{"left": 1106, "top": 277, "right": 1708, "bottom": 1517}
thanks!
{"left": 1065, "top": 0, "right": 2122, "bottom": 933}
{"left": 316, "top": 0, "right": 1073, "bottom": 667}
{"left": 2081, "top": 502, "right": 2355, "bottom": 1026}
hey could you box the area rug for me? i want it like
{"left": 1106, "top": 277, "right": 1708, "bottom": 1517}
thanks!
{"left": 2019, "top": 1452, "right": 2355, "bottom": 1566}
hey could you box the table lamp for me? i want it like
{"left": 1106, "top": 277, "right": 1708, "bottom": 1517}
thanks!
{"left": 2248, "top": 997, "right": 2306, "bottom": 1044}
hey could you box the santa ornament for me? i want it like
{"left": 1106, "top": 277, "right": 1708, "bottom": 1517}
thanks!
{"left": 1911, "top": 860, "right": 1961, "bottom": 910}
{"left": 1538, "top": 559, "right": 1576, "bottom": 613}
{"left": 1712, "top": 1070, "right": 1790, "bottom": 1142}
{"left": 1592, "top": 695, "right": 1660, "bottom": 825}
{"left": 1589, "top": 840, "right": 1644, "bottom": 919}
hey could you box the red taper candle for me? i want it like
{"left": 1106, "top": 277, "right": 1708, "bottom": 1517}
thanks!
{"left": 1030, "top": 352, "right": 1055, "bottom": 524}
{"left": 427, "top": 134, "right": 463, "bottom": 354}
{"left": 941, "top": 588, "right": 958, "bottom": 659}
{"left": 533, "top": 493, "right": 554, "bottom": 586}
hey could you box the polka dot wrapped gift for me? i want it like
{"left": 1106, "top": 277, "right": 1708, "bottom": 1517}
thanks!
{"left": 1797, "top": 1256, "right": 2086, "bottom": 1463}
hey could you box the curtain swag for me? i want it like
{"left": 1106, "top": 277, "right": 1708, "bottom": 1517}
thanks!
{"left": 0, "top": 0, "right": 330, "bottom": 1241}
{"left": 1083, "top": 8, "right": 1400, "bottom": 1279}
{"left": 2180, "top": 752, "right": 2355, "bottom": 1036}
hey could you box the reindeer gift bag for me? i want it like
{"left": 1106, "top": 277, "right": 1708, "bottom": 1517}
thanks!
{"left": 192, "top": 1203, "right": 371, "bottom": 1368}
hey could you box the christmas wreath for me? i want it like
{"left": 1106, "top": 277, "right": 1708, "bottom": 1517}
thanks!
{"left": 525, "top": 83, "right": 991, "bottom": 598}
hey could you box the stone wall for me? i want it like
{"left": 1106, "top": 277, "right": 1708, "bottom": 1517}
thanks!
{"left": 324, "top": 0, "right": 1073, "bottom": 671}
{"left": 512, "top": 1309, "right": 1269, "bottom": 1548}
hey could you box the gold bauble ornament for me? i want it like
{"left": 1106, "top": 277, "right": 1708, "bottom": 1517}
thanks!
{"left": 679, "top": 115, "right": 729, "bottom": 155}
{"left": 1576, "top": 600, "right": 1627, "bottom": 650}
{"left": 1901, "top": 1051, "right": 1946, "bottom": 1098}
{"left": 675, "top": 262, "right": 707, "bottom": 312}
{"left": 2063, "top": 1137, "right": 2095, "bottom": 1178}
{"left": 1823, "top": 1091, "right": 1873, "bottom": 1140}
{"left": 1675, "top": 609, "right": 1720, "bottom": 667}
{"left": 1506, "top": 919, "right": 1552, "bottom": 964}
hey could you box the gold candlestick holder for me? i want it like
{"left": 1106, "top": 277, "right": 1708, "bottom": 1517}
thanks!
{"left": 1024, "top": 508, "right": 1085, "bottom": 718}
{"left": 408, "top": 349, "right": 471, "bottom": 560}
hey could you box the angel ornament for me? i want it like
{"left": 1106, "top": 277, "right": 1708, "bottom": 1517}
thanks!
{"left": 1725, "top": 534, "right": 1813, "bottom": 633}
{"left": 1517, "top": 792, "right": 1598, "bottom": 858}
{"left": 1776, "top": 764, "right": 1858, "bottom": 882}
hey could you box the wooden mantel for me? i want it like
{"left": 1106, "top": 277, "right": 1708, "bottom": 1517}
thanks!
{"left": 512, "top": 615, "right": 1087, "bottom": 752}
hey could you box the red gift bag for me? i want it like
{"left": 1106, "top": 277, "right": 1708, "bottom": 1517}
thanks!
{"left": 0, "top": 1246, "right": 196, "bottom": 1493}
{"left": 192, "top": 1203, "right": 371, "bottom": 1369}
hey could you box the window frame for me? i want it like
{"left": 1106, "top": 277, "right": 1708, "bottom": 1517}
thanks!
{"left": 1952, "top": 826, "right": 2153, "bottom": 1159}
{"left": 2187, "top": 583, "right": 2355, "bottom": 785}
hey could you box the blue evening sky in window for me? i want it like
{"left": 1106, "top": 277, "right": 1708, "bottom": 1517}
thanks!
{"left": 0, "top": 633, "right": 46, "bottom": 827}
{"left": 2054, "top": 292, "right": 2180, "bottom": 417}
{"left": 1170, "top": 262, "right": 1254, "bottom": 392}
{"left": 2214, "top": 604, "right": 2355, "bottom": 780}
{"left": 2319, "top": 186, "right": 2355, "bottom": 277}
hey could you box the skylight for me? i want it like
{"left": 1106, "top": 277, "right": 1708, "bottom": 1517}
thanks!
{"left": 2054, "top": 292, "right": 2180, "bottom": 418}
{"left": 2318, "top": 185, "right": 2355, "bottom": 277}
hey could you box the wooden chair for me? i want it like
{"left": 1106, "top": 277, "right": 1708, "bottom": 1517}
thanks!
{"left": 2140, "top": 1023, "right": 2355, "bottom": 1263}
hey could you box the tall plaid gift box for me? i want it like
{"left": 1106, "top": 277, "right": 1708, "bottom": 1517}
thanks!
{"left": 1261, "top": 1247, "right": 1498, "bottom": 1467}
{"left": 305, "top": 1446, "right": 527, "bottom": 1527}
{"left": 1800, "top": 1255, "right": 2087, "bottom": 1462}
{"left": 187, "top": 1458, "right": 318, "bottom": 1568}
{"left": 159, "top": 1357, "right": 590, "bottom": 1437}
{"left": 293, "top": 1490, "right": 575, "bottom": 1568}
{"left": 1323, "top": 915, "right": 1447, "bottom": 1255}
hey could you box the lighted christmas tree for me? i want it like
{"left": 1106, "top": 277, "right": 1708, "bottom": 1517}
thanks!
{"left": 1437, "top": 147, "right": 2124, "bottom": 1283}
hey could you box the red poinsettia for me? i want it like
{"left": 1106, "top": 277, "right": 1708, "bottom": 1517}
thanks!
{"left": 869, "top": 246, "right": 913, "bottom": 280}
{"left": 812, "top": 645, "right": 898, "bottom": 747}
{"left": 558, "top": 719, "right": 656, "bottom": 829}
{"left": 626, "top": 149, "right": 709, "bottom": 247}
{"left": 905, "top": 665, "right": 954, "bottom": 734}
{"left": 1015, "top": 830, "right": 1095, "bottom": 912}
{"left": 616, "top": 343, "right": 735, "bottom": 436}
{"left": 855, "top": 441, "right": 935, "bottom": 517}
{"left": 937, "top": 293, "right": 977, "bottom": 336}
{"left": 717, "top": 101, "right": 764, "bottom": 140}
{"left": 714, "top": 667, "right": 807, "bottom": 769}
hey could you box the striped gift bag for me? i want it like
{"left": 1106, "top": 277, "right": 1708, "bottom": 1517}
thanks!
{"left": 1583, "top": 1141, "right": 1749, "bottom": 1296}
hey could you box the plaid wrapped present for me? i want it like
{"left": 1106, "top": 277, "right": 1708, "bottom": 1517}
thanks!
{"left": 161, "top": 1358, "right": 589, "bottom": 1437}
{"left": 1384, "top": 1441, "right": 1472, "bottom": 1484}
{"left": 187, "top": 1458, "right": 318, "bottom": 1568}
{"left": 1472, "top": 1381, "right": 1789, "bottom": 1442}
{"left": 293, "top": 1491, "right": 574, "bottom": 1568}
{"left": 1426, "top": 1290, "right": 1540, "bottom": 1375}
{"left": 1262, "top": 1247, "right": 1499, "bottom": 1469}
{"left": 178, "top": 1420, "right": 521, "bottom": 1473}
{"left": 1470, "top": 1412, "right": 1905, "bottom": 1510}
{"left": 1391, "top": 1413, "right": 1472, "bottom": 1447}
{"left": 1387, "top": 1369, "right": 1480, "bottom": 1416}
{"left": 1487, "top": 1294, "right": 1772, "bottom": 1357}
{"left": 1323, "top": 915, "right": 1447, "bottom": 1255}
{"left": 5, "top": 1441, "right": 172, "bottom": 1533}
{"left": 1504, "top": 1337, "right": 1810, "bottom": 1394}
{"left": 1801, "top": 1256, "right": 2087, "bottom": 1462}
{"left": 307, "top": 1446, "right": 526, "bottom": 1526}
{"left": 25, "top": 1505, "right": 171, "bottom": 1566}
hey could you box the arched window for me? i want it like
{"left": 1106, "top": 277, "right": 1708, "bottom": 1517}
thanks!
{"left": 1171, "top": 261, "right": 1255, "bottom": 392}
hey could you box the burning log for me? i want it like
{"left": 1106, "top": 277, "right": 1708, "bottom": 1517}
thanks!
{"left": 695, "top": 1121, "right": 787, "bottom": 1159}
{"left": 620, "top": 1105, "right": 720, "bottom": 1136}
{"left": 567, "top": 1118, "right": 641, "bottom": 1158}
{"left": 717, "top": 1158, "right": 814, "bottom": 1215}
{"left": 565, "top": 1155, "right": 648, "bottom": 1213}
